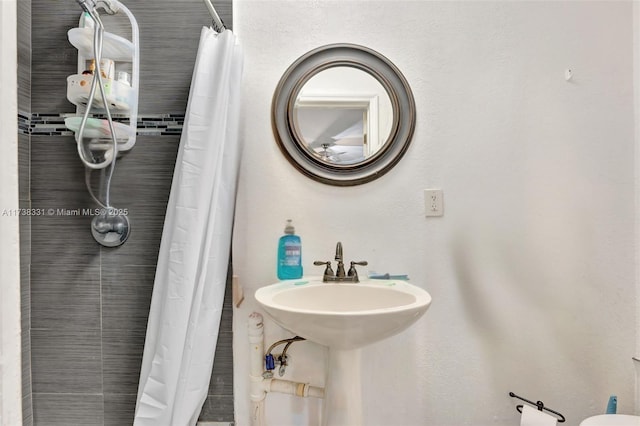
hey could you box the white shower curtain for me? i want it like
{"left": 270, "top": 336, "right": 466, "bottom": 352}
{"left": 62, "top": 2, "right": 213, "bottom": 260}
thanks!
{"left": 134, "top": 27, "right": 243, "bottom": 426}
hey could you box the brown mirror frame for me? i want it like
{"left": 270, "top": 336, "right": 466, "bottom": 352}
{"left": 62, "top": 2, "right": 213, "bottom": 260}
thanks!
{"left": 272, "top": 43, "right": 416, "bottom": 186}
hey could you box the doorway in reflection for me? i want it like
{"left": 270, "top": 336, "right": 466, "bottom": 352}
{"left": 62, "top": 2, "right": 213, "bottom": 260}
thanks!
{"left": 292, "top": 66, "right": 393, "bottom": 165}
{"left": 295, "top": 101, "right": 368, "bottom": 164}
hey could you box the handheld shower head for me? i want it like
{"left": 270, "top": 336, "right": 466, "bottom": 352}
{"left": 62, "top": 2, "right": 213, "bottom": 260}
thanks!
{"left": 76, "top": 0, "right": 96, "bottom": 13}
{"left": 76, "top": 0, "right": 119, "bottom": 15}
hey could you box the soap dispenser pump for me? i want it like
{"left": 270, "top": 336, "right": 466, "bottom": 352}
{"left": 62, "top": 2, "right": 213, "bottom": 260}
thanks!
{"left": 277, "top": 219, "right": 303, "bottom": 280}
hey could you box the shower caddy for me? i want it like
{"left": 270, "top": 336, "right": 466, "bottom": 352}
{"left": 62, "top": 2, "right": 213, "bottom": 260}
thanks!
{"left": 65, "top": 0, "right": 139, "bottom": 247}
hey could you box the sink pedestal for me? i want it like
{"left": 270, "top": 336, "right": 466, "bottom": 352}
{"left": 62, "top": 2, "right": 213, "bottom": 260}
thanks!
{"left": 255, "top": 279, "right": 432, "bottom": 425}
{"left": 322, "top": 348, "right": 363, "bottom": 426}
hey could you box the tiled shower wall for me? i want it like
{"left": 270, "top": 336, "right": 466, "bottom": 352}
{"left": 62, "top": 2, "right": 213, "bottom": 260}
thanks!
{"left": 19, "top": 1, "right": 234, "bottom": 424}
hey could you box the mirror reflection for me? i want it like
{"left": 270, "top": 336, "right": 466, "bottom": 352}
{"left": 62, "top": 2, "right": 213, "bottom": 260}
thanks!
{"left": 293, "top": 67, "right": 394, "bottom": 165}
{"left": 272, "top": 43, "right": 415, "bottom": 186}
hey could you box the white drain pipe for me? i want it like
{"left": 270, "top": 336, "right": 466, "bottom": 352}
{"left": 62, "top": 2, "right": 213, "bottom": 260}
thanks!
{"left": 248, "top": 313, "right": 324, "bottom": 426}
{"left": 264, "top": 378, "right": 324, "bottom": 398}
{"left": 248, "top": 312, "right": 267, "bottom": 425}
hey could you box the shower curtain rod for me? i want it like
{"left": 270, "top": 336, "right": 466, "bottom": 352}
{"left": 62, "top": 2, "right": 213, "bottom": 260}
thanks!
{"left": 202, "top": 0, "right": 225, "bottom": 32}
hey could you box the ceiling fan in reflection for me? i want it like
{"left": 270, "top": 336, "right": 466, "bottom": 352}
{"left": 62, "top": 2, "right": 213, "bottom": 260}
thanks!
{"left": 316, "top": 143, "right": 346, "bottom": 162}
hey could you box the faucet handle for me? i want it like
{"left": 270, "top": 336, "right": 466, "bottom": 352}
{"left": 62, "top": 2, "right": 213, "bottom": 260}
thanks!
{"left": 347, "top": 261, "right": 368, "bottom": 281}
{"left": 313, "top": 260, "right": 334, "bottom": 277}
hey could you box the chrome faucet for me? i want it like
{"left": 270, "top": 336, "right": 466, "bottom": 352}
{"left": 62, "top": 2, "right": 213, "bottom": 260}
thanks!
{"left": 314, "top": 242, "right": 368, "bottom": 283}
{"left": 335, "top": 241, "right": 346, "bottom": 278}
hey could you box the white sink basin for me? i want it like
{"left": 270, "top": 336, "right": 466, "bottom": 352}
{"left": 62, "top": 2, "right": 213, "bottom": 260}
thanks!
{"left": 255, "top": 277, "right": 432, "bottom": 349}
{"left": 255, "top": 277, "right": 432, "bottom": 425}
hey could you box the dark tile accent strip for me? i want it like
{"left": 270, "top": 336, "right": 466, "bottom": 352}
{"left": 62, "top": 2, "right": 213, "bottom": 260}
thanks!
{"left": 18, "top": 113, "right": 186, "bottom": 135}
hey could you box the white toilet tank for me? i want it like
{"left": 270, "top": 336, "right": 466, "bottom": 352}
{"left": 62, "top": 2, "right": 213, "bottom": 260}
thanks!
{"left": 580, "top": 415, "right": 640, "bottom": 426}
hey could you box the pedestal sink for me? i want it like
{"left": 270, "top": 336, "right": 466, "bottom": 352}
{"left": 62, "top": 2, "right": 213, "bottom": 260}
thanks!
{"left": 254, "top": 277, "right": 432, "bottom": 426}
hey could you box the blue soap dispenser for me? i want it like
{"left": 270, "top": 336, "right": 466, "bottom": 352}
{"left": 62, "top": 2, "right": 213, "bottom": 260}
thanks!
{"left": 277, "top": 219, "right": 303, "bottom": 280}
{"left": 606, "top": 395, "right": 617, "bottom": 414}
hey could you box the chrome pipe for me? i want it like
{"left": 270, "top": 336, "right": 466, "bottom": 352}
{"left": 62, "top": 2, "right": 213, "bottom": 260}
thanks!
{"left": 202, "top": 0, "right": 225, "bottom": 32}
{"left": 76, "top": 0, "right": 96, "bottom": 13}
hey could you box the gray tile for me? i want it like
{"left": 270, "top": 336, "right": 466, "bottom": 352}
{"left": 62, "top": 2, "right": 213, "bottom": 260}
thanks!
{"left": 215, "top": 269, "right": 233, "bottom": 344}
{"left": 31, "top": 261, "right": 101, "bottom": 330}
{"left": 221, "top": 271, "right": 233, "bottom": 327}
{"left": 19, "top": 199, "right": 31, "bottom": 258}
{"left": 19, "top": 133, "right": 30, "bottom": 200}
{"left": 103, "top": 328, "right": 145, "bottom": 394}
{"left": 31, "top": 214, "right": 101, "bottom": 264}
{"left": 198, "top": 394, "right": 234, "bottom": 423}
{"left": 101, "top": 136, "right": 179, "bottom": 267}
{"left": 20, "top": 262, "right": 30, "bottom": 333}
{"left": 32, "top": 393, "right": 103, "bottom": 426}
{"left": 22, "top": 394, "right": 34, "bottom": 426}
{"left": 208, "top": 332, "right": 233, "bottom": 396}
{"left": 30, "top": 133, "right": 101, "bottom": 263}
{"left": 17, "top": 0, "right": 30, "bottom": 113}
{"left": 145, "top": 0, "right": 232, "bottom": 26}
{"left": 31, "top": 329, "right": 102, "bottom": 394}
{"left": 31, "top": 0, "right": 81, "bottom": 112}
{"left": 126, "top": 1, "right": 220, "bottom": 113}
{"left": 19, "top": 199, "right": 31, "bottom": 265}
{"left": 20, "top": 199, "right": 32, "bottom": 425}
{"left": 22, "top": 328, "right": 33, "bottom": 425}
{"left": 102, "top": 265, "right": 155, "bottom": 331}
{"left": 104, "top": 393, "right": 136, "bottom": 426}
{"left": 216, "top": 284, "right": 234, "bottom": 397}
{"left": 109, "top": 136, "right": 179, "bottom": 200}
{"left": 31, "top": 135, "right": 93, "bottom": 209}
{"left": 21, "top": 328, "right": 31, "bottom": 382}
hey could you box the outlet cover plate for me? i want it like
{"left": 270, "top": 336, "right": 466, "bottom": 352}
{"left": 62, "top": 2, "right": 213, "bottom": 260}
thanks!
{"left": 424, "top": 189, "right": 443, "bottom": 217}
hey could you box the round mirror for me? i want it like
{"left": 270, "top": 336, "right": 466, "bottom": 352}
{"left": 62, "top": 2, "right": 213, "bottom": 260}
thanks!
{"left": 272, "top": 44, "right": 416, "bottom": 186}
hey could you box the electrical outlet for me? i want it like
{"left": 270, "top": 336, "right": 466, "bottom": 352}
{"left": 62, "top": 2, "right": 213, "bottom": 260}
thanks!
{"left": 424, "top": 189, "right": 443, "bottom": 217}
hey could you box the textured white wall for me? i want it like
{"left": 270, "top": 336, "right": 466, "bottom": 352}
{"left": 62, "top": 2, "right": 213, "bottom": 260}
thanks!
{"left": 232, "top": 1, "right": 636, "bottom": 425}
{"left": 0, "top": 0, "right": 23, "bottom": 424}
